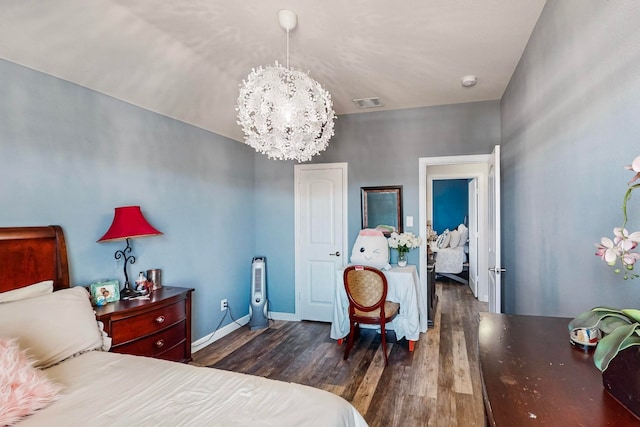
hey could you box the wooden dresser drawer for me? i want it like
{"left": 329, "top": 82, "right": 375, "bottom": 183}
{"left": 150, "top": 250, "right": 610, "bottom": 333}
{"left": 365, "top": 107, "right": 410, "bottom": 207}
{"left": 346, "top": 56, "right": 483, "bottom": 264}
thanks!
{"left": 94, "top": 286, "right": 194, "bottom": 362}
{"left": 113, "top": 320, "right": 187, "bottom": 359}
{"left": 110, "top": 300, "right": 186, "bottom": 345}
{"left": 154, "top": 341, "right": 188, "bottom": 362}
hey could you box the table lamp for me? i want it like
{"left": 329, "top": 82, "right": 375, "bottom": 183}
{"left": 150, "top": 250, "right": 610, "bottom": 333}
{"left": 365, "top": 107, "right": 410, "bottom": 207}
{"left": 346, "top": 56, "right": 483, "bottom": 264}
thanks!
{"left": 98, "top": 206, "right": 163, "bottom": 300}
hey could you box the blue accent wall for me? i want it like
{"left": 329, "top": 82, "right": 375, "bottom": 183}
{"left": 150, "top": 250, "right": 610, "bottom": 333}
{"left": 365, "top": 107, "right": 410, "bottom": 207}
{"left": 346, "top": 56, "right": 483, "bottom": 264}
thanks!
{"left": 432, "top": 179, "right": 468, "bottom": 234}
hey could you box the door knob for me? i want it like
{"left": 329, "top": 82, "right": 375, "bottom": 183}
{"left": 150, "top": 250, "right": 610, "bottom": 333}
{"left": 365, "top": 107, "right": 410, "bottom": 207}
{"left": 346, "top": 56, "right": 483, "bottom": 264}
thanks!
{"left": 329, "top": 251, "right": 341, "bottom": 257}
{"left": 488, "top": 267, "right": 507, "bottom": 274}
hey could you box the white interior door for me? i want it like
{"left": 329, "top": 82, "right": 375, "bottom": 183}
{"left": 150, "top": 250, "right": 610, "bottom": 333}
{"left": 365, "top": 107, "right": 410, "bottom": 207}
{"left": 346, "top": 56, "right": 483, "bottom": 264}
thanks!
{"left": 468, "top": 178, "right": 478, "bottom": 297}
{"left": 294, "top": 163, "right": 347, "bottom": 322}
{"left": 488, "top": 145, "right": 503, "bottom": 313}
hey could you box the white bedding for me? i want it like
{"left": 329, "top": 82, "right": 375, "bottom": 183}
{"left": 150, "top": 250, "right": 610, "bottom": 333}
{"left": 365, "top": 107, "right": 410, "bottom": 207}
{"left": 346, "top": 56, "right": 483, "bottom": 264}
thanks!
{"left": 18, "top": 351, "right": 368, "bottom": 427}
{"left": 433, "top": 245, "right": 466, "bottom": 274}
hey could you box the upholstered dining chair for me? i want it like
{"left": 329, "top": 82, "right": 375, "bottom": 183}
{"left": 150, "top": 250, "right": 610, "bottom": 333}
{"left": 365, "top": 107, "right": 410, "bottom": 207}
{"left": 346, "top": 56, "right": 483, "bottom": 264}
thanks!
{"left": 343, "top": 265, "right": 400, "bottom": 365}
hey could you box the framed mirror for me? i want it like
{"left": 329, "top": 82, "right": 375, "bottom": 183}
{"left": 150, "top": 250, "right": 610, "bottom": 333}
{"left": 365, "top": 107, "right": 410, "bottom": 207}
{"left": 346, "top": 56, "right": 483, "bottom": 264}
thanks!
{"left": 361, "top": 185, "right": 403, "bottom": 236}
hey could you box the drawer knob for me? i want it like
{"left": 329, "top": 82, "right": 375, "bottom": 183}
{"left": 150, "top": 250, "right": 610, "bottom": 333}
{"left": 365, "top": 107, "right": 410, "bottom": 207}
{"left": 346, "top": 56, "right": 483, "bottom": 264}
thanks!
{"left": 155, "top": 339, "right": 165, "bottom": 348}
{"left": 155, "top": 315, "right": 166, "bottom": 324}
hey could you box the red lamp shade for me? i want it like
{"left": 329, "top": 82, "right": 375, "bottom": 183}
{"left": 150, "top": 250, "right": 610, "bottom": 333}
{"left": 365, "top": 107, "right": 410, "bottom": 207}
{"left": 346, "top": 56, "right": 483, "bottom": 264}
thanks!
{"left": 97, "top": 206, "right": 163, "bottom": 242}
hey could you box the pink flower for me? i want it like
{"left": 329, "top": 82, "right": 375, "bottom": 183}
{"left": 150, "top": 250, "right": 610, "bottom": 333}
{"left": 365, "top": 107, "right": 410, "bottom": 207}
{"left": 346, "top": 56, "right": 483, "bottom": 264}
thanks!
{"left": 625, "top": 155, "right": 640, "bottom": 184}
{"left": 629, "top": 231, "right": 640, "bottom": 243}
{"left": 596, "top": 155, "right": 640, "bottom": 279}
{"left": 595, "top": 237, "right": 619, "bottom": 265}
{"left": 614, "top": 227, "right": 639, "bottom": 248}
{"left": 621, "top": 250, "right": 640, "bottom": 267}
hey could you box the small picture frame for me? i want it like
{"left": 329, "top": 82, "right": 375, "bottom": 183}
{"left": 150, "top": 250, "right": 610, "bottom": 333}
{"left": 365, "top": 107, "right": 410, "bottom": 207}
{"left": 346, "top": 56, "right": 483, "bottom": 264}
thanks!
{"left": 89, "top": 279, "right": 120, "bottom": 305}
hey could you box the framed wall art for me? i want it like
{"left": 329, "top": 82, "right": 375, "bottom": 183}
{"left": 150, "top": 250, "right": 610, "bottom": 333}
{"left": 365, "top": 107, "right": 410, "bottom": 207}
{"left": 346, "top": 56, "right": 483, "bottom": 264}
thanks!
{"left": 361, "top": 185, "right": 403, "bottom": 236}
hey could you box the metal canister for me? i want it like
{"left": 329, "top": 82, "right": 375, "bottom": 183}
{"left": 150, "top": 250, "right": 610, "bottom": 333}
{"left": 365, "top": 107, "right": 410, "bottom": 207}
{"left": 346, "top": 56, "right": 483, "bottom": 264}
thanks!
{"left": 146, "top": 269, "right": 162, "bottom": 290}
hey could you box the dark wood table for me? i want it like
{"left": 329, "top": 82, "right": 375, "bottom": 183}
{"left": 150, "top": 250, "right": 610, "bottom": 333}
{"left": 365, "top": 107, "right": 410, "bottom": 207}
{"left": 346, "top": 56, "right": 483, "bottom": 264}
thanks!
{"left": 479, "top": 313, "right": 640, "bottom": 426}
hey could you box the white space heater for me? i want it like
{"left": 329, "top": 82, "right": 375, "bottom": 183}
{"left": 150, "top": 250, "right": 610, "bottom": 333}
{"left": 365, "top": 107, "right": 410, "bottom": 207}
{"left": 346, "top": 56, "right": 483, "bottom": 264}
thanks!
{"left": 249, "top": 256, "right": 269, "bottom": 330}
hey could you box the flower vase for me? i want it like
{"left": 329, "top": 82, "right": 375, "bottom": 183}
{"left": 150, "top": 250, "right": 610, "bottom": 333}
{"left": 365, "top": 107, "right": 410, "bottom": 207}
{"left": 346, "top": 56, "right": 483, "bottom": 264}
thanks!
{"left": 398, "top": 251, "right": 408, "bottom": 267}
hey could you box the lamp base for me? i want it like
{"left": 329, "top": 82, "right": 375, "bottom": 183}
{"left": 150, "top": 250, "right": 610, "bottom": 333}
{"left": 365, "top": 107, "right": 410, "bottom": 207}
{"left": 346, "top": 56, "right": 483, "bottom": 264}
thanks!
{"left": 120, "top": 282, "right": 144, "bottom": 300}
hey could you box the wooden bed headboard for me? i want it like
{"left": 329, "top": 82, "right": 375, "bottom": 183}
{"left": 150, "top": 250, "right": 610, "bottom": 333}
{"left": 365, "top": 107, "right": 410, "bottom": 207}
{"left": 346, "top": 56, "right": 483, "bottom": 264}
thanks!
{"left": 0, "top": 225, "right": 70, "bottom": 292}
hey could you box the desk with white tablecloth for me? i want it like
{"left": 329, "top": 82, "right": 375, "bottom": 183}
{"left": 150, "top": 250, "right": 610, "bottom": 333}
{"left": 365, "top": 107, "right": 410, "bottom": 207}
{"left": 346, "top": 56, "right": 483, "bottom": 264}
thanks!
{"left": 330, "top": 265, "right": 428, "bottom": 348}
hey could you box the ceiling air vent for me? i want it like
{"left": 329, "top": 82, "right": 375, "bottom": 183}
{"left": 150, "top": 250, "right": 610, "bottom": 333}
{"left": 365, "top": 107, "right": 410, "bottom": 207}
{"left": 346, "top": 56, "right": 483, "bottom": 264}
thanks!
{"left": 352, "top": 97, "right": 382, "bottom": 109}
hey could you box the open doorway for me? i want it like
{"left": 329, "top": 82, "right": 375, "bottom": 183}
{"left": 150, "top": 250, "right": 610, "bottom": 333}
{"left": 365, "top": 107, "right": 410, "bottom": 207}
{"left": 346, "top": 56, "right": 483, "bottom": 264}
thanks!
{"left": 418, "top": 155, "right": 491, "bottom": 313}
{"left": 431, "top": 177, "right": 476, "bottom": 293}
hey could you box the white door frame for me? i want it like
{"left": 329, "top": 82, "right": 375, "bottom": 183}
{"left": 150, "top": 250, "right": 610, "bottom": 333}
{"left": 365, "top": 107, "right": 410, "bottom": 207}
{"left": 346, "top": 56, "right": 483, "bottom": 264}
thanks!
{"left": 468, "top": 178, "right": 479, "bottom": 297}
{"left": 294, "top": 162, "right": 348, "bottom": 320}
{"left": 488, "top": 145, "right": 502, "bottom": 313}
{"left": 419, "top": 155, "right": 491, "bottom": 308}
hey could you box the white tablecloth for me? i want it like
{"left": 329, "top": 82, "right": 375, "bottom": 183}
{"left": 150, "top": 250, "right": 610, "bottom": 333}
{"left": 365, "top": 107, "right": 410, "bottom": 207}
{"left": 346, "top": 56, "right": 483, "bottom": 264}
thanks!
{"left": 330, "top": 265, "right": 428, "bottom": 341}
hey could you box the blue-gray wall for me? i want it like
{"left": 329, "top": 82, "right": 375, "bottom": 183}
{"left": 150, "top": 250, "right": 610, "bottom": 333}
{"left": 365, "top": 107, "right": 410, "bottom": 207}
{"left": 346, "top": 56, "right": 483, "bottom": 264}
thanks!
{"left": 253, "top": 154, "right": 296, "bottom": 313}
{"left": 433, "top": 179, "right": 469, "bottom": 234}
{"left": 5, "top": 0, "right": 637, "bottom": 332}
{"left": 500, "top": 0, "right": 640, "bottom": 315}
{"left": 0, "top": 64, "right": 499, "bottom": 322}
{"left": 0, "top": 59, "right": 256, "bottom": 341}
{"left": 255, "top": 102, "right": 501, "bottom": 312}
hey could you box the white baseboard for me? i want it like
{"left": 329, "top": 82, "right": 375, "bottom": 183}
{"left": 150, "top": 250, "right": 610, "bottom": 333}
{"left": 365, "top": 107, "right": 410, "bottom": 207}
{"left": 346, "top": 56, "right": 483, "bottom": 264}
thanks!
{"left": 269, "top": 311, "right": 299, "bottom": 321}
{"left": 191, "top": 312, "right": 301, "bottom": 354}
{"left": 191, "top": 314, "right": 250, "bottom": 354}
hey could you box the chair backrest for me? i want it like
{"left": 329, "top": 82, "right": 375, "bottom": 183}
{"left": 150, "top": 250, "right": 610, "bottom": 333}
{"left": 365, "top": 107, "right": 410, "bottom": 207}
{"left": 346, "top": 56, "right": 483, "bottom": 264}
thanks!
{"left": 343, "top": 265, "right": 388, "bottom": 315}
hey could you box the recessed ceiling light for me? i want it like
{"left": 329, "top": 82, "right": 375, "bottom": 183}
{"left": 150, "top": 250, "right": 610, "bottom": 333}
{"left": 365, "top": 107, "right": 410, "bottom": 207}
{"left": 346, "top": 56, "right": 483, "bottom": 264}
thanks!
{"left": 353, "top": 97, "right": 383, "bottom": 108}
{"left": 461, "top": 75, "right": 477, "bottom": 87}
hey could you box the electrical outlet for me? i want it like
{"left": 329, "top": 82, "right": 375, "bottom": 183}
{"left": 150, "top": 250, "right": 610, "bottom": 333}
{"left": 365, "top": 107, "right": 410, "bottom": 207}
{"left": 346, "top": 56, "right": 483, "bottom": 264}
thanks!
{"left": 220, "top": 299, "right": 228, "bottom": 311}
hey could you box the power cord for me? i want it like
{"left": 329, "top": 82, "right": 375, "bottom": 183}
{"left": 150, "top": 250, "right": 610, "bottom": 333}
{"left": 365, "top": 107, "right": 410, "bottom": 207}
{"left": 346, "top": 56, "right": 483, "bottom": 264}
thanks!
{"left": 197, "top": 301, "right": 247, "bottom": 348}
{"left": 226, "top": 303, "right": 245, "bottom": 328}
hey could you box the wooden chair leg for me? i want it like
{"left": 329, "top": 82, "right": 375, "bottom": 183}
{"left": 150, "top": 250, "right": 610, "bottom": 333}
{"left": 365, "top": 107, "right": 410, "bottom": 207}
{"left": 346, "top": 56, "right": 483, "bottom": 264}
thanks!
{"left": 337, "top": 338, "right": 344, "bottom": 345}
{"left": 343, "top": 322, "right": 356, "bottom": 360}
{"left": 380, "top": 323, "right": 389, "bottom": 366}
{"left": 409, "top": 340, "right": 416, "bottom": 352}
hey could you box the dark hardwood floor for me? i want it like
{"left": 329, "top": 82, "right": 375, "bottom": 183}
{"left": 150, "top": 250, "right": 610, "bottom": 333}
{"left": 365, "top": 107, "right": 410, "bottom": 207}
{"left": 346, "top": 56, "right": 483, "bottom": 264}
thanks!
{"left": 192, "top": 280, "right": 488, "bottom": 426}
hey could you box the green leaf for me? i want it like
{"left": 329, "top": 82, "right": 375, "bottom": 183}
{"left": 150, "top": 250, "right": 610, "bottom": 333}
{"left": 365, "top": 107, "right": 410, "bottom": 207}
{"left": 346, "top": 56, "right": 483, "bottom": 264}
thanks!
{"left": 594, "top": 323, "right": 640, "bottom": 371}
{"left": 621, "top": 309, "right": 640, "bottom": 323}
{"left": 619, "top": 333, "right": 640, "bottom": 353}
{"left": 599, "top": 316, "right": 634, "bottom": 334}
{"left": 591, "top": 306, "right": 625, "bottom": 313}
{"left": 568, "top": 309, "right": 632, "bottom": 332}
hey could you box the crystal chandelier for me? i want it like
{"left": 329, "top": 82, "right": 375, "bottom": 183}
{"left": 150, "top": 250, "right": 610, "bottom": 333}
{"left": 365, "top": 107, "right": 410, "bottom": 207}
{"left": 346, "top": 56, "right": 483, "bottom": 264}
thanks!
{"left": 236, "top": 10, "right": 336, "bottom": 162}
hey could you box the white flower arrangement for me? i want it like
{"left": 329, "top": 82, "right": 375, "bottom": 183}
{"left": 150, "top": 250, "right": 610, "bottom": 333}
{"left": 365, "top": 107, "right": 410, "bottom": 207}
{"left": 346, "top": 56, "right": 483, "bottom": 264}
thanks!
{"left": 595, "top": 155, "right": 640, "bottom": 279}
{"left": 388, "top": 231, "right": 423, "bottom": 255}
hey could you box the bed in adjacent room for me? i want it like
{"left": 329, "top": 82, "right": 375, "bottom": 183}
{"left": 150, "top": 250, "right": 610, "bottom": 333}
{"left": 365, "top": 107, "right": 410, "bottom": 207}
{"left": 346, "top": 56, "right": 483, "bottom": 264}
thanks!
{"left": 431, "top": 224, "right": 469, "bottom": 285}
{"left": 0, "top": 226, "right": 368, "bottom": 427}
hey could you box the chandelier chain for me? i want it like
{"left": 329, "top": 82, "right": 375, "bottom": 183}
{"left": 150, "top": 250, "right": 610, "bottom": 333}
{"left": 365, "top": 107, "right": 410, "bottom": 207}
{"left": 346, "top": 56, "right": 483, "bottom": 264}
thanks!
{"left": 285, "top": 28, "right": 290, "bottom": 70}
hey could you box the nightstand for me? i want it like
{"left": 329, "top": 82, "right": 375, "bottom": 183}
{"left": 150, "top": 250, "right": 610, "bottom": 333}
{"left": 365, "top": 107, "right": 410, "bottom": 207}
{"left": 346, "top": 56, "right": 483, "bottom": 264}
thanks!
{"left": 94, "top": 286, "right": 194, "bottom": 363}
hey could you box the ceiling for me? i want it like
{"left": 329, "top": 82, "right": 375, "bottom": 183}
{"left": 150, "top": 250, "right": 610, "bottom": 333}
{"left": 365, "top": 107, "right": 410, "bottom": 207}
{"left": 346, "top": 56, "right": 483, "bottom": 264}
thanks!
{"left": 0, "top": 1, "right": 546, "bottom": 143}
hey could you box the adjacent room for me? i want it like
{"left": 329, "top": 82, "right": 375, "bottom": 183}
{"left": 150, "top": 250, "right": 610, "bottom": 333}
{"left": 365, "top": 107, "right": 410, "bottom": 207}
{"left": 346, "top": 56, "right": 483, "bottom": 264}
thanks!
{"left": 1, "top": 1, "right": 639, "bottom": 426}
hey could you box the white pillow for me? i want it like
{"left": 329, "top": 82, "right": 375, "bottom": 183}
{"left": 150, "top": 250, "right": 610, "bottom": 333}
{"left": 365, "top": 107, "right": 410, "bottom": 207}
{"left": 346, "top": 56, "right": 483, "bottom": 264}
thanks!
{"left": 0, "top": 287, "right": 104, "bottom": 368}
{"left": 436, "top": 229, "right": 451, "bottom": 249}
{"left": 0, "top": 280, "right": 53, "bottom": 303}
{"left": 458, "top": 224, "right": 469, "bottom": 247}
{"left": 449, "top": 229, "right": 461, "bottom": 248}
